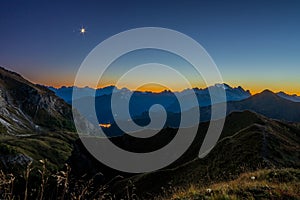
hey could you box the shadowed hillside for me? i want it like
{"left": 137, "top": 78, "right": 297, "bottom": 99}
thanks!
{"left": 66, "top": 110, "right": 300, "bottom": 199}
{"left": 107, "top": 111, "right": 300, "bottom": 199}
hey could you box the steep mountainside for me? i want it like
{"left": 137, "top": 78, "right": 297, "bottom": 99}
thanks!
{"left": 0, "top": 67, "right": 74, "bottom": 134}
{"left": 0, "top": 67, "right": 76, "bottom": 171}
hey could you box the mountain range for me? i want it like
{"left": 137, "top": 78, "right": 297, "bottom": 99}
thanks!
{"left": 50, "top": 83, "right": 300, "bottom": 106}
{"left": 96, "top": 89, "right": 300, "bottom": 136}
{"left": 50, "top": 84, "right": 300, "bottom": 126}
{"left": 51, "top": 84, "right": 249, "bottom": 125}
{"left": 49, "top": 83, "right": 251, "bottom": 105}
{"left": 0, "top": 66, "right": 299, "bottom": 199}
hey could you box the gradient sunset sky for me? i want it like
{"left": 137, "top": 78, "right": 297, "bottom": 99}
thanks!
{"left": 0, "top": 0, "right": 299, "bottom": 94}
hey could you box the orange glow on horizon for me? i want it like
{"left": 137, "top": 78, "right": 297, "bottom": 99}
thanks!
{"left": 225, "top": 80, "right": 300, "bottom": 96}
{"left": 27, "top": 76, "right": 300, "bottom": 96}
{"left": 47, "top": 82, "right": 300, "bottom": 96}
{"left": 133, "top": 84, "right": 171, "bottom": 93}
{"left": 22, "top": 66, "right": 298, "bottom": 95}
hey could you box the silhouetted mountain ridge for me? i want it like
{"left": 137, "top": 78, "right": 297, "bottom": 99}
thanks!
{"left": 49, "top": 83, "right": 251, "bottom": 106}
{"left": 55, "top": 84, "right": 251, "bottom": 124}
{"left": 226, "top": 89, "right": 300, "bottom": 122}
{"left": 277, "top": 91, "right": 300, "bottom": 102}
{"left": 50, "top": 84, "right": 300, "bottom": 125}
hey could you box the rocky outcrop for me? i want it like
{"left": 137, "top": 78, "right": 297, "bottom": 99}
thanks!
{"left": 0, "top": 67, "right": 74, "bottom": 135}
{"left": 0, "top": 154, "right": 33, "bottom": 168}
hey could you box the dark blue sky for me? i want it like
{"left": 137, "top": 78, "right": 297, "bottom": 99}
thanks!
{"left": 0, "top": 0, "right": 299, "bottom": 93}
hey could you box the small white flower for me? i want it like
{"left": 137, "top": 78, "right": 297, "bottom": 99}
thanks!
{"left": 206, "top": 188, "right": 212, "bottom": 193}
{"left": 251, "top": 176, "right": 256, "bottom": 180}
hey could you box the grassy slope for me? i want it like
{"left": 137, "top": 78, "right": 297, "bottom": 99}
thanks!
{"left": 164, "top": 168, "right": 300, "bottom": 200}
{"left": 0, "top": 132, "right": 77, "bottom": 171}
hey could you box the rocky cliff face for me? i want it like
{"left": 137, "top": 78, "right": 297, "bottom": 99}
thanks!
{"left": 0, "top": 67, "right": 74, "bottom": 135}
{"left": 0, "top": 66, "right": 76, "bottom": 171}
